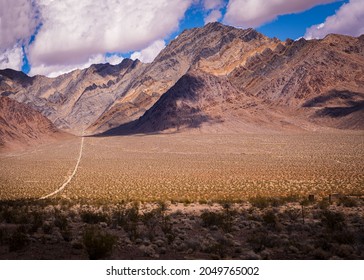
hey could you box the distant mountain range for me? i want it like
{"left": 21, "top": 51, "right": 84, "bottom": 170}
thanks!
{"left": 1, "top": 22, "right": 363, "bottom": 147}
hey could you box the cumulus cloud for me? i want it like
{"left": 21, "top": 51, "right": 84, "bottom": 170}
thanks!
{"left": 29, "top": 53, "right": 123, "bottom": 77}
{"left": 0, "top": 45, "right": 23, "bottom": 70}
{"left": 203, "top": 0, "right": 225, "bottom": 24}
{"left": 203, "top": 0, "right": 224, "bottom": 10}
{"left": 105, "top": 54, "right": 124, "bottom": 65}
{"left": 305, "top": 0, "right": 364, "bottom": 39}
{"left": 0, "top": 0, "right": 38, "bottom": 50}
{"left": 28, "top": 0, "right": 192, "bottom": 73}
{"left": 130, "top": 40, "right": 166, "bottom": 63}
{"left": 204, "top": 10, "right": 223, "bottom": 24}
{"left": 224, "top": 0, "right": 339, "bottom": 28}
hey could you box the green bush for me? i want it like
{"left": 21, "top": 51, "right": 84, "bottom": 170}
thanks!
{"left": 83, "top": 226, "right": 117, "bottom": 260}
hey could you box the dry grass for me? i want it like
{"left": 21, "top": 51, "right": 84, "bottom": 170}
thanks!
{"left": 0, "top": 132, "right": 363, "bottom": 201}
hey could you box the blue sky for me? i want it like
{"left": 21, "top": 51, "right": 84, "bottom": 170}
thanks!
{"left": 170, "top": 1, "right": 349, "bottom": 43}
{"left": 1, "top": 0, "right": 362, "bottom": 77}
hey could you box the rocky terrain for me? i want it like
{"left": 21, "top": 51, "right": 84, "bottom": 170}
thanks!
{"left": 0, "top": 96, "right": 64, "bottom": 149}
{"left": 1, "top": 22, "right": 363, "bottom": 140}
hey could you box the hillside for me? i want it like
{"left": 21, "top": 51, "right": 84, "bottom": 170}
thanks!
{"left": 0, "top": 96, "right": 64, "bottom": 149}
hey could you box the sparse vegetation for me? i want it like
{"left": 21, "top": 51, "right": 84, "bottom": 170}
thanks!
{"left": 81, "top": 211, "right": 109, "bottom": 224}
{"left": 82, "top": 226, "right": 117, "bottom": 260}
{"left": 0, "top": 133, "right": 363, "bottom": 259}
{"left": 9, "top": 226, "right": 29, "bottom": 252}
{"left": 0, "top": 198, "right": 362, "bottom": 259}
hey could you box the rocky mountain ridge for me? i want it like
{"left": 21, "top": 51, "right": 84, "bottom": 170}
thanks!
{"left": 1, "top": 22, "right": 363, "bottom": 140}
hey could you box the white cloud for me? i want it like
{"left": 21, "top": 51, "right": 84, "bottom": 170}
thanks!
{"left": 204, "top": 10, "right": 223, "bottom": 24}
{"left": 0, "top": 0, "right": 38, "bottom": 50}
{"left": 305, "top": 0, "right": 364, "bottom": 39}
{"left": 28, "top": 0, "right": 193, "bottom": 74}
{"left": 29, "top": 53, "right": 121, "bottom": 77}
{"left": 105, "top": 54, "right": 124, "bottom": 65}
{"left": 202, "top": 0, "right": 224, "bottom": 24}
{"left": 203, "top": 0, "right": 224, "bottom": 10}
{"left": 0, "top": 45, "right": 23, "bottom": 70}
{"left": 130, "top": 40, "right": 166, "bottom": 63}
{"left": 224, "top": 0, "right": 339, "bottom": 28}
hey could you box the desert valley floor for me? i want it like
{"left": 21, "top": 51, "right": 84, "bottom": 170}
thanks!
{"left": 1, "top": 132, "right": 363, "bottom": 202}
{"left": 1, "top": 132, "right": 364, "bottom": 260}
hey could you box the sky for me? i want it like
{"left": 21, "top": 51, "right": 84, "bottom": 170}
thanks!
{"left": 0, "top": 0, "right": 363, "bottom": 77}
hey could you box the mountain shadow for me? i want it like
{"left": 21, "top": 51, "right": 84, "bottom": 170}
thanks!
{"left": 101, "top": 72, "right": 226, "bottom": 136}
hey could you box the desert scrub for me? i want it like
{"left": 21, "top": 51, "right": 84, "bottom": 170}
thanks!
{"left": 30, "top": 211, "right": 44, "bottom": 233}
{"left": 111, "top": 204, "right": 140, "bottom": 240}
{"left": 247, "top": 229, "right": 274, "bottom": 253}
{"left": 0, "top": 227, "right": 9, "bottom": 245}
{"left": 54, "top": 211, "right": 69, "bottom": 231}
{"left": 2, "top": 207, "right": 28, "bottom": 224}
{"left": 321, "top": 210, "right": 346, "bottom": 231}
{"left": 200, "top": 207, "right": 236, "bottom": 232}
{"left": 262, "top": 210, "right": 279, "bottom": 228}
{"left": 283, "top": 207, "right": 301, "bottom": 223}
{"left": 337, "top": 196, "right": 358, "bottom": 208}
{"left": 9, "top": 226, "right": 29, "bottom": 252}
{"left": 82, "top": 226, "right": 117, "bottom": 260}
{"left": 248, "top": 196, "right": 294, "bottom": 209}
{"left": 81, "top": 210, "right": 109, "bottom": 225}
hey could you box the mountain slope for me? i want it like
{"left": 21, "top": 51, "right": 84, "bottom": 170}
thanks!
{"left": 0, "top": 59, "right": 146, "bottom": 135}
{"left": 0, "top": 96, "right": 63, "bottom": 149}
{"left": 87, "top": 22, "right": 279, "bottom": 134}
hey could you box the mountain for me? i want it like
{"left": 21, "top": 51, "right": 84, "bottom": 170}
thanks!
{"left": 0, "top": 59, "right": 146, "bottom": 135}
{"left": 1, "top": 22, "right": 364, "bottom": 136}
{"left": 0, "top": 96, "right": 64, "bottom": 149}
{"left": 105, "top": 26, "right": 364, "bottom": 134}
{"left": 88, "top": 23, "right": 278, "bottom": 134}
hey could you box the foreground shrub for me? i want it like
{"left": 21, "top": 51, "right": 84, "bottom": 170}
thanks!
{"left": 338, "top": 197, "right": 358, "bottom": 208}
{"left": 9, "top": 226, "right": 29, "bottom": 252}
{"left": 81, "top": 211, "right": 109, "bottom": 224}
{"left": 0, "top": 228, "right": 8, "bottom": 245}
{"left": 83, "top": 226, "right": 117, "bottom": 260}
{"left": 200, "top": 210, "right": 235, "bottom": 232}
{"left": 54, "top": 212, "right": 69, "bottom": 231}
{"left": 321, "top": 210, "right": 345, "bottom": 231}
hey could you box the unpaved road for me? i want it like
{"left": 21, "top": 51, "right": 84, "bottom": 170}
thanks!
{"left": 40, "top": 137, "right": 84, "bottom": 199}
